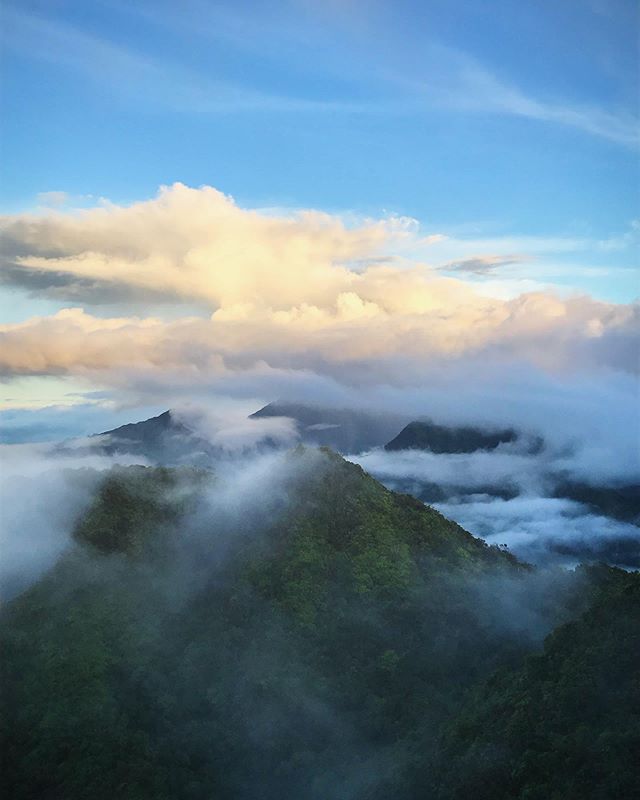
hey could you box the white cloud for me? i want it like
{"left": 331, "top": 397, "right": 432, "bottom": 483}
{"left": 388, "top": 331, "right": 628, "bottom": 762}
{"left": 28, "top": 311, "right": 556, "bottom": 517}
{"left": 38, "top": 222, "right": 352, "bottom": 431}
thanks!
{"left": 173, "top": 406, "right": 299, "bottom": 451}
{"left": 0, "top": 184, "right": 637, "bottom": 391}
{"left": 1, "top": 183, "right": 396, "bottom": 309}
{"left": 399, "top": 41, "right": 640, "bottom": 149}
{"left": 439, "top": 494, "right": 640, "bottom": 566}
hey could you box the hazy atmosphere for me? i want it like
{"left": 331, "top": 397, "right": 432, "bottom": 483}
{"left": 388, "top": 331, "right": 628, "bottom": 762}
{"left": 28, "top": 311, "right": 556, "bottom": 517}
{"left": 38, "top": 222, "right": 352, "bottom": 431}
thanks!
{"left": 1, "top": 2, "right": 639, "bottom": 799}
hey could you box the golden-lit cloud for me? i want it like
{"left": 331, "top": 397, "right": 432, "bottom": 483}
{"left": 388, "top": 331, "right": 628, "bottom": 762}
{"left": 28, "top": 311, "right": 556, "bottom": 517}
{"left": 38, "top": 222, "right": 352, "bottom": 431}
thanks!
{"left": 1, "top": 183, "right": 409, "bottom": 310}
{"left": 0, "top": 184, "right": 638, "bottom": 392}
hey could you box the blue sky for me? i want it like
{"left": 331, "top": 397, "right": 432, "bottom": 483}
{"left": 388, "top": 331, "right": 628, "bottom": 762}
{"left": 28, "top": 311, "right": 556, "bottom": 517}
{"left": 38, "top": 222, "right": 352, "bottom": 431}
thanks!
{"left": 0, "top": 0, "right": 638, "bottom": 440}
{"left": 2, "top": 0, "right": 638, "bottom": 246}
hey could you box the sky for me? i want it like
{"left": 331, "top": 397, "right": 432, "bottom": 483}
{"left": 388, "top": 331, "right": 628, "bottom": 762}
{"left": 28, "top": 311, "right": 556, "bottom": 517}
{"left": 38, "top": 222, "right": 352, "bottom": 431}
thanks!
{"left": 0, "top": 0, "right": 638, "bottom": 443}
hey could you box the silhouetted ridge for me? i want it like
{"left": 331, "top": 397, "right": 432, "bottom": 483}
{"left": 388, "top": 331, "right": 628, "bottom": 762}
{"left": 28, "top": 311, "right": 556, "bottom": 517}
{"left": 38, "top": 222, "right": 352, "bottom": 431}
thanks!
{"left": 97, "top": 409, "right": 187, "bottom": 440}
{"left": 89, "top": 409, "right": 209, "bottom": 463}
{"left": 385, "top": 419, "right": 519, "bottom": 454}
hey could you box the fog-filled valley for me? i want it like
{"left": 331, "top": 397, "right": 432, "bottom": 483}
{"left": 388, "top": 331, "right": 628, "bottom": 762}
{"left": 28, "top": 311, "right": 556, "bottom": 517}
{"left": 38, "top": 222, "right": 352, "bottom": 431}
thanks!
{"left": 3, "top": 396, "right": 637, "bottom": 605}
{"left": 6, "top": 396, "right": 634, "bottom": 596}
{"left": 1, "top": 405, "right": 639, "bottom": 799}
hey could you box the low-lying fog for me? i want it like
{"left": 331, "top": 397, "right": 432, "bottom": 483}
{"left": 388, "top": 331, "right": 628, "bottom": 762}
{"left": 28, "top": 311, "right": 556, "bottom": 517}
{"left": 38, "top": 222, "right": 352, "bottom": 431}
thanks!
{"left": 350, "top": 446, "right": 639, "bottom": 568}
{"left": 1, "top": 381, "right": 638, "bottom": 602}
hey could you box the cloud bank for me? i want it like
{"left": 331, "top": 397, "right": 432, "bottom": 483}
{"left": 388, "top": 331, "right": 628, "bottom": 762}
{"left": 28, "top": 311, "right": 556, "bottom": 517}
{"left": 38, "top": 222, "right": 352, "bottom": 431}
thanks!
{"left": 1, "top": 184, "right": 637, "bottom": 393}
{"left": 1, "top": 184, "right": 638, "bottom": 575}
{"left": 350, "top": 443, "right": 640, "bottom": 569}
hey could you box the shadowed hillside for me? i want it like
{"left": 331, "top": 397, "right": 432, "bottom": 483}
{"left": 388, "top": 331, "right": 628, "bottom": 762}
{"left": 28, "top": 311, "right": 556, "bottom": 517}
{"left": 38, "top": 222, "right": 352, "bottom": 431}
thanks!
{"left": 430, "top": 565, "right": 640, "bottom": 800}
{"left": 1, "top": 450, "right": 636, "bottom": 800}
{"left": 384, "top": 420, "right": 521, "bottom": 454}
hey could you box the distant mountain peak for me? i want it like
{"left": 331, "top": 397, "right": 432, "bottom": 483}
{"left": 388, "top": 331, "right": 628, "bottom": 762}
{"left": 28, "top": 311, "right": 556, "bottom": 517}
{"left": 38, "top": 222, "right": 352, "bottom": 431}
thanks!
{"left": 97, "top": 409, "right": 183, "bottom": 438}
{"left": 384, "top": 419, "right": 521, "bottom": 454}
{"left": 87, "top": 409, "right": 206, "bottom": 463}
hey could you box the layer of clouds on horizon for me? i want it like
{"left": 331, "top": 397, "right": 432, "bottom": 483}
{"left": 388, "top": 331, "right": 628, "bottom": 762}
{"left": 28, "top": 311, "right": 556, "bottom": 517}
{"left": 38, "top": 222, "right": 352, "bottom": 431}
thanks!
{"left": 0, "top": 183, "right": 638, "bottom": 485}
{"left": 1, "top": 183, "right": 637, "bottom": 369}
{"left": 2, "top": 398, "right": 638, "bottom": 583}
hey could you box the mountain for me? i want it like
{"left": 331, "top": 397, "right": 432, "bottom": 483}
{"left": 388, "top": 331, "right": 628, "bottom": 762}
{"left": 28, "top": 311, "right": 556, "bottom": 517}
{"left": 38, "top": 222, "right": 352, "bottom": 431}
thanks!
{"left": 431, "top": 565, "right": 640, "bottom": 800}
{"left": 89, "top": 409, "right": 217, "bottom": 464}
{"left": 2, "top": 447, "right": 636, "bottom": 800}
{"left": 66, "top": 408, "right": 639, "bottom": 560}
{"left": 384, "top": 419, "right": 524, "bottom": 454}
{"left": 65, "top": 403, "right": 408, "bottom": 463}
{"left": 97, "top": 408, "right": 183, "bottom": 443}
{"left": 251, "top": 402, "right": 409, "bottom": 453}
{"left": 69, "top": 409, "right": 286, "bottom": 465}
{"left": 95, "top": 409, "right": 191, "bottom": 453}
{"left": 376, "top": 421, "right": 639, "bottom": 550}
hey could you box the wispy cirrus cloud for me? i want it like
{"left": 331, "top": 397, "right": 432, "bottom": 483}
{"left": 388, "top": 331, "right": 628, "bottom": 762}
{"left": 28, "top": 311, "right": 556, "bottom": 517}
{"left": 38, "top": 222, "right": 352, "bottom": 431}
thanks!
{"left": 418, "top": 44, "right": 640, "bottom": 149}
{"left": 2, "top": 6, "right": 377, "bottom": 114}
{"left": 4, "top": 2, "right": 638, "bottom": 147}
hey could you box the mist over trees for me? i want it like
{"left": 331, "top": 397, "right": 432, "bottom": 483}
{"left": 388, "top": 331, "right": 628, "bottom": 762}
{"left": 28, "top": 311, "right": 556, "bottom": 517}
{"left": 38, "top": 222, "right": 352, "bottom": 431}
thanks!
{"left": 1, "top": 451, "right": 637, "bottom": 799}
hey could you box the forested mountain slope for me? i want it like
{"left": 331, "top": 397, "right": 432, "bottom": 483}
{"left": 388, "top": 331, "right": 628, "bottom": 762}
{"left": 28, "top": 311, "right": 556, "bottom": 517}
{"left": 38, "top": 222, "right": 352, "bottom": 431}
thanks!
{"left": 1, "top": 449, "right": 636, "bottom": 800}
{"left": 431, "top": 566, "right": 639, "bottom": 800}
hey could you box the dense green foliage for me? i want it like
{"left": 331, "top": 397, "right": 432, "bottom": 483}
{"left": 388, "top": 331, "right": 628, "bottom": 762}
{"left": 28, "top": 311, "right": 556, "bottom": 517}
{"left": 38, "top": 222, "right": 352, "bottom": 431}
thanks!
{"left": 431, "top": 566, "right": 640, "bottom": 800}
{"left": 72, "top": 465, "right": 207, "bottom": 554}
{"left": 1, "top": 449, "right": 637, "bottom": 799}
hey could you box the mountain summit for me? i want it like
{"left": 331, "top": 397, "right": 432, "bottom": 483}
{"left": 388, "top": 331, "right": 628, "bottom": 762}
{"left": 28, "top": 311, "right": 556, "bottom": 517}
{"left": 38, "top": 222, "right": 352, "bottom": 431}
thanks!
{"left": 384, "top": 419, "right": 519, "bottom": 454}
{"left": 91, "top": 409, "right": 213, "bottom": 464}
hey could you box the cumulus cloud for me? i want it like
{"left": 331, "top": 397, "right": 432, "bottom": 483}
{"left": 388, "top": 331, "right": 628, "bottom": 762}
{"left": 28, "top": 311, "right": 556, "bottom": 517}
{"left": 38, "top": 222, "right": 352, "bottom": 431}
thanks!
{"left": 0, "top": 183, "right": 406, "bottom": 309}
{"left": 1, "top": 184, "right": 637, "bottom": 388}
{"left": 0, "top": 185, "right": 638, "bottom": 530}
{"left": 0, "top": 261, "right": 181, "bottom": 305}
{"left": 0, "top": 291, "right": 636, "bottom": 382}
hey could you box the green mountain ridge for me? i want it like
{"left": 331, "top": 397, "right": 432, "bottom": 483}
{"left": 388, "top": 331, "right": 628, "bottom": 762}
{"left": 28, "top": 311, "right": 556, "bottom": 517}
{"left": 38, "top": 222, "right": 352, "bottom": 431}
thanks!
{"left": 432, "top": 566, "right": 640, "bottom": 800}
{"left": 1, "top": 449, "right": 637, "bottom": 799}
